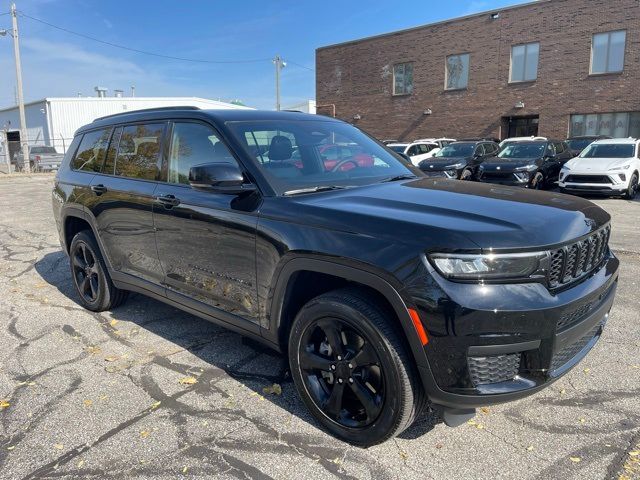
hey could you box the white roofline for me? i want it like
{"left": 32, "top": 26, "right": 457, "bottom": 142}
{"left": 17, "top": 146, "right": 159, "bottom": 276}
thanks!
{"left": 0, "top": 96, "right": 243, "bottom": 113}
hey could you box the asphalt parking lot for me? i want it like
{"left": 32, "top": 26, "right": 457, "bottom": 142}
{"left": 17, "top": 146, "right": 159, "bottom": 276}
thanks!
{"left": 0, "top": 174, "right": 638, "bottom": 480}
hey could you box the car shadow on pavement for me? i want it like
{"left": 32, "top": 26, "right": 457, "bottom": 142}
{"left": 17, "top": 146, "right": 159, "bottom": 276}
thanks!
{"left": 34, "top": 250, "right": 439, "bottom": 445}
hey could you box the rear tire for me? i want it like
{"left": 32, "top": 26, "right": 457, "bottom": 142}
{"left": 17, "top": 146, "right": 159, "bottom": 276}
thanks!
{"left": 69, "top": 230, "right": 128, "bottom": 312}
{"left": 624, "top": 173, "right": 638, "bottom": 199}
{"left": 288, "top": 287, "right": 426, "bottom": 446}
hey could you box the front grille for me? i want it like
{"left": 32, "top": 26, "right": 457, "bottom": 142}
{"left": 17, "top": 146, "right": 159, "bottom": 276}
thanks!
{"left": 468, "top": 353, "right": 520, "bottom": 386}
{"left": 480, "top": 171, "right": 512, "bottom": 180}
{"left": 557, "top": 301, "right": 594, "bottom": 331}
{"left": 550, "top": 323, "right": 601, "bottom": 371}
{"left": 547, "top": 225, "right": 610, "bottom": 288}
{"left": 565, "top": 175, "right": 611, "bottom": 184}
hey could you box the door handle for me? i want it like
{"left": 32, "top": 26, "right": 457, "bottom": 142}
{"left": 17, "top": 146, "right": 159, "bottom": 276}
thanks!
{"left": 91, "top": 184, "right": 107, "bottom": 195}
{"left": 156, "top": 194, "right": 180, "bottom": 208}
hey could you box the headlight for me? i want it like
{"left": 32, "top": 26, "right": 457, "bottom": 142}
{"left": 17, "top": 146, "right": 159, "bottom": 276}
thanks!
{"left": 428, "top": 252, "right": 546, "bottom": 280}
{"left": 515, "top": 164, "right": 538, "bottom": 172}
{"left": 609, "top": 165, "right": 630, "bottom": 171}
{"left": 513, "top": 172, "right": 529, "bottom": 182}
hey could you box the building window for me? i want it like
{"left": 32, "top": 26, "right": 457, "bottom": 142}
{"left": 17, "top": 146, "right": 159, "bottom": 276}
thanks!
{"left": 510, "top": 42, "right": 539, "bottom": 82}
{"left": 393, "top": 63, "right": 413, "bottom": 95}
{"left": 591, "top": 30, "right": 626, "bottom": 74}
{"left": 570, "top": 112, "right": 640, "bottom": 138}
{"left": 445, "top": 54, "right": 469, "bottom": 90}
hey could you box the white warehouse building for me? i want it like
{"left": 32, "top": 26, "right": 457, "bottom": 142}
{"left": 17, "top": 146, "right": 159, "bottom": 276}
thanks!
{"left": 0, "top": 96, "right": 250, "bottom": 167}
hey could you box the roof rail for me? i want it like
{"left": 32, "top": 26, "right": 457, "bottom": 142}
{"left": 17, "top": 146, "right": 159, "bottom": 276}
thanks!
{"left": 94, "top": 105, "right": 200, "bottom": 122}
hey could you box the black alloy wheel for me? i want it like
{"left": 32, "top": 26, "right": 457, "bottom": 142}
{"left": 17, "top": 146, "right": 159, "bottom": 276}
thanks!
{"left": 289, "top": 288, "right": 426, "bottom": 446}
{"left": 298, "top": 317, "right": 384, "bottom": 428}
{"left": 69, "top": 230, "right": 128, "bottom": 311}
{"left": 71, "top": 241, "right": 100, "bottom": 304}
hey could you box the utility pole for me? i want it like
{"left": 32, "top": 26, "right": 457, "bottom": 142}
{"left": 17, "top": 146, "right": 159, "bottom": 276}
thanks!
{"left": 273, "top": 55, "right": 286, "bottom": 111}
{"left": 10, "top": 4, "right": 29, "bottom": 173}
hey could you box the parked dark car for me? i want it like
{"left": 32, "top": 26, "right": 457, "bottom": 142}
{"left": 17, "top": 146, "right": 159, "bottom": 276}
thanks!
{"left": 477, "top": 140, "right": 573, "bottom": 189}
{"left": 417, "top": 140, "right": 499, "bottom": 179}
{"left": 566, "top": 135, "right": 611, "bottom": 157}
{"left": 53, "top": 108, "right": 618, "bottom": 446}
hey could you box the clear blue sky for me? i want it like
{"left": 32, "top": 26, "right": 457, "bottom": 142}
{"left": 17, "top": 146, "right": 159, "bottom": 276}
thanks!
{"left": 0, "top": 0, "right": 529, "bottom": 109}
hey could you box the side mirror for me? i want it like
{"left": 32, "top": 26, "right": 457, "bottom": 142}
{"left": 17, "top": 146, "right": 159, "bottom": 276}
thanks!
{"left": 189, "top": 162, "right": 256, "bottom": 194}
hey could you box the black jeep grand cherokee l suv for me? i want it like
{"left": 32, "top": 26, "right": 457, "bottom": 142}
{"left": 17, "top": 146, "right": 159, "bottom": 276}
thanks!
{"left": 53, "top": 108, "right": 618, "bottom": 446}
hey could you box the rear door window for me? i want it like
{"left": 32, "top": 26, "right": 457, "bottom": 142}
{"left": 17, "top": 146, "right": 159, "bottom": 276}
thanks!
{"left": 72, "top": 128, "right": 112, "bottom": 172}
{"left": 114, "top": 123, "right": 165, "bottom": 180}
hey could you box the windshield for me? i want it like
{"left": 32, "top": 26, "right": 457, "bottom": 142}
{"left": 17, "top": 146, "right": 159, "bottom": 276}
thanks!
{"left": 434, "top": 144, "right": 474, "bottom": 158}
{"left": 580, "top": 143, "right": 635, "bottom": 158}
{"left": 31, "top": 147, "right": 57, "bottom": 154}
{"left": 227, "top": 119, "right": 417, "bottom": 195}
{"left": 388, "top": 145, "right": 407, "bottom": 153}
{"left": 498, "top": 143, "right": 546, "bottom": 159}
{"left": 567, "top": 139, "right": 594, "bottom": 151}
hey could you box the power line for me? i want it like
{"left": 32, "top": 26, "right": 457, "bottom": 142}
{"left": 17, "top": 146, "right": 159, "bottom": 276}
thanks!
{"left": 18, "top": 11, "right": 272, "bottom": 64}
{"left": 286, "top": 60, "right": 315, "bottom": 72}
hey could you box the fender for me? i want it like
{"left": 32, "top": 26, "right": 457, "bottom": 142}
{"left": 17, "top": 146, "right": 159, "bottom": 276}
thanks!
{"left": 264, "top": 255, "right": 430, "bottom": 371}
{"left": 61, "top": 205, "right": 116, "bottom": 274}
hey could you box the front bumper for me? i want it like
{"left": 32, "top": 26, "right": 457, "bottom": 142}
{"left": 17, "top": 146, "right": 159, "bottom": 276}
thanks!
{"left": 477, "top": 171, "right": 530, "bottom": 187}
{"left": 404, "top": 252, "right": 619, "bottom": 409}
{"left": 559, "top": 172, "right": 628, "bottom": 195}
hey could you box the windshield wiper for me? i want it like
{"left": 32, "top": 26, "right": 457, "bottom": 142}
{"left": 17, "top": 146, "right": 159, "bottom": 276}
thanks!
{"left": 380, "top": 174, "right": 418, "bottom": 183}
{"left": 283, "top": 185, "right": 350, "bottom": 196}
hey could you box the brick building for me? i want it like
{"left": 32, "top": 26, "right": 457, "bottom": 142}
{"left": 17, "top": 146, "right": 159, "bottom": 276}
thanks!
{"left": 316, "top": 0, "right": 640, "bottom": 141}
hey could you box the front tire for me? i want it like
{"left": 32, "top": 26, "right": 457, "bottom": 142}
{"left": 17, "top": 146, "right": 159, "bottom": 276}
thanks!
{"left": 460, "top": 169, "right": 473, "bottom": 181}
{"left": 624, "top": 173, "right": 638, "bottom": 199}
{"left": 288, "top": 288, "right": 425, "bottom": 446}
{"left": 69, "top": 230, "right": 128, "bottom": 311}
{"left": 530, "top": 172, "right": 544, "bottom": 190}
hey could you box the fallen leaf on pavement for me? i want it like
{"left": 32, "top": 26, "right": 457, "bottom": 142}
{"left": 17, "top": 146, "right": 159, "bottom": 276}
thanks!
{"left": 629, "top": 451, "right": 639, "bottom": 457}
{"left": 109, "top": 319, "right": 119, "bottom": 327}
{"left": 262, "top": 383, "right": 282, "bottom": 395}
{"left": 583, "top": 368, "right": 590, "bottom": 374}
{"left": 140, "top": 430, "right": 150, "bottom": 438}
{"left": 83, "top": 399, "right": 93, "bottom": 408}
{"left": 54, "top": 444, "right": 64, "bottom": 450}
{"left": 480, "top": 407, "right": 490, "bottom": 415}
{"left": 104, "top": 356, "right": 119, "bottom": 362}
{"left": 77, "top": 460, "right": 84, "bottom": 468}
{"left": 7, "top": 446, "right": 15, "bottom": 451}
{"left": 526, "top": 446, "right": 534, "bottom": 451}
{"left": 85, "top": 346, "right": 101, "bottom": 355}
{"left": 570, "top": 457, "right": 581, "bottom": 463}
{"left": 150, "top": 401, "right": 161, "bottom": 410}
{"left": 0, "top": 400, "right": 10, "bottom": 409}
{"left": 182, "top": 466, "right": 188, "bottom": 473}
{"left": 179, "top": 377, "right": 198, "bottom": 385}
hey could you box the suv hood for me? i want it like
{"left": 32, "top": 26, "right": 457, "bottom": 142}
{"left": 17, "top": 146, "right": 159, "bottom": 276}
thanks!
{"left": 288, "top": 178, "right": 610, "bottom": 250}
{"left": 419, "top": 156, "right": 469, "bottom": 170}
{"left": 564, "top": 156, "right": 632, "bottom": 172}
{"left": 481, "top": 157, "right": 541, "bottom": 172}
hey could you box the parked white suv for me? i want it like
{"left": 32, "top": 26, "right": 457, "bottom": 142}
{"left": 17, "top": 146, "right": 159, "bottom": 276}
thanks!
{"left": 387, "top": 141, "right": 439, "bottom": 166}
{"left": 413, "top": 137, "right": 456, "bottom": 157}
{"left": 559, "top": 138, "right": 640, "bottom": 199}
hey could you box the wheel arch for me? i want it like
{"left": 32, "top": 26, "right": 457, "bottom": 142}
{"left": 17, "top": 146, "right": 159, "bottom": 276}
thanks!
{"left": 265, "top": 256, "right": 429, "bottom": 371}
